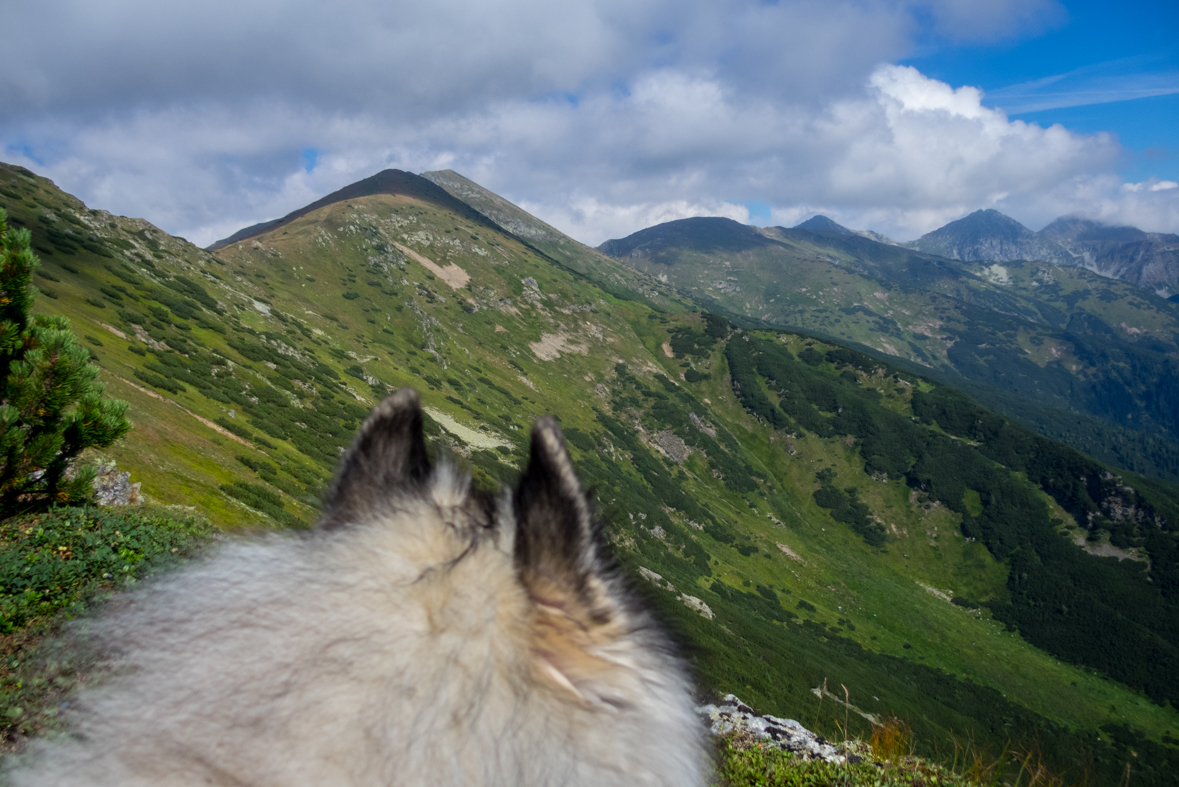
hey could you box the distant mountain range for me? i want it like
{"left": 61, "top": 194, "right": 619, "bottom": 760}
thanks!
{"left": 598, "top": 214, "right": 1179, "bottom": 481}
{"left": 792, "top": 215, "right": 897, "bottom": 246}
{"left": 4, "top": 160, "right": 1179, "bottom": 783}
{"left": 785, "top": 209, "right": 1179, "bottom": 298}
{"left": 902, "top": 209, "right": 1075, "bottom": 267}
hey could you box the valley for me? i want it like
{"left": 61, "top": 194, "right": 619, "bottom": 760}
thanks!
{"left": 600, "top": 216, "right": 1179, "bottom": 483}
{"left": 2, "top": 161, "right": 1178, "bottom": 782}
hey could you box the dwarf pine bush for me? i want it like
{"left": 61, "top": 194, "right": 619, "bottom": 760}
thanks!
{"left": 0, "top": 209, "right": 131, "bottom": 515}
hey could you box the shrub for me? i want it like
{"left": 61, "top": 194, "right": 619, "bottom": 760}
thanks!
{"left": 0, "top": 505, "right": 213, "bottom": 633}
{"left": 218, "top": 481, "right": 304, "bottom": 528}
{"left": 0, "top": 210, "right": 131, "bottom": 515}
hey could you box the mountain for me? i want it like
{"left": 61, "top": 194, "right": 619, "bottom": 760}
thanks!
{"left": 904, "top": 209, "right": 1074, "bottom": 265}
{"left": 1041, "top": 215, "right": 1179, "bottom": 296}
{"left": 418, "top": 169, "right": 687, "bottom": 311}
{"left": 599, "top": 216, "right": 773, "bottom": 259}
{"left": 206, "top": 169, "right": 499, "bottom": 251}
{"left": 902, "top": 209, "right": 1179, "bottom": 297}
{"left": 793, "top": 215, "right": 855, "bottom": 235}
{"left": 599, "top": 215, "right": 1179, "bottom": 483}
{"left": 793, "top": 216, "right": 900, "bottom": 246}
{"left": 3, "top": 161, "right": 1179, "bottom": 783}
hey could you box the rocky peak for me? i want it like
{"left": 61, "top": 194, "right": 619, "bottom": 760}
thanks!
{"left": 904, "top": 209, "right": 1074, "bottom": 264}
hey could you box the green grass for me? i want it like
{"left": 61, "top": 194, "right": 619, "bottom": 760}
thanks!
{"left": 0, "top": 505, "right": 214, "bottom": 745}
{"left": 3, "top": 161, "right": 1177, "bottom": 780}
{"left": 715, "top": 724, "right": 1089, "bottom": 787}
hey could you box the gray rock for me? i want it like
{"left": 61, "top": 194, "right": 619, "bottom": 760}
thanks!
{"left": 654, "top": 430, "right": 690, "bottom": 464}
{"left": 696, "top": 694, "right": 849, "bottom": 764}
{"left": 92, "top": 463, "right": 142, "bottom": 507}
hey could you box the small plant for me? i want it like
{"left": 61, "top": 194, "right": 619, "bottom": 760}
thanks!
{"left": 871, "top": 716, "right": 914, "bottom": 764}
{"left": 0, "top": 505, "right": 214, "bottom": 742}
{"left": 0, "top": 505, "right": 214, "bottom": 634}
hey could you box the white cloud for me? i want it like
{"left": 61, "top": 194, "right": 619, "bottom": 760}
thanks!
{"left": 985, "top": 58, "right": 1179, "bottom": 114}
{"left": 520, "top": 196, "right": 751, "bottom": 247}
{"left": 1122, "top": 179, "right": 1179, "bottom": 193}
{"left": 1, "top": 0, "right": 1173, "bottom": 247}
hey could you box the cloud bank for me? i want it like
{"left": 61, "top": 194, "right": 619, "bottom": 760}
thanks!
{"left": 2, "top": 0, "right": 1174, "bottom": 246}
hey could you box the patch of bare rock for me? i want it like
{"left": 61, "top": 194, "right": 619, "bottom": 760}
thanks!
{"left": 697, "top": 695, "right": 864, "bottom": 764}
{"left": 91, "top": 462, "right": 142, "bottom": 506}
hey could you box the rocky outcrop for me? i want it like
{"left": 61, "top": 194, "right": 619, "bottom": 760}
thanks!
{"left": 638, "top": 567, "right": 714, "bottom": 619}
{"left": 696, "top": 695, "right": 862, "bottom": 764}
{"left": 91, "top": 463, "right": 142, "bottom": 506}
{"left": 654, "top": 430, "right": 690, "bottom": 464}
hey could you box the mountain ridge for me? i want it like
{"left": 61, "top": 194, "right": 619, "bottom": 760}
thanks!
{"left": 598, "top": 211, "right": 1179, "bottom": 482}
{"left": 207, "top": 169, "right": 498, "bottom": 251}
{"left": 902, "top": 209, "right": 1075, "bottom": 265}
{"left": 898, "top": 208, "right": 1179, "bottom": 296}
{"left": 3, "top": 161, "right": 1179, "bottom": 783}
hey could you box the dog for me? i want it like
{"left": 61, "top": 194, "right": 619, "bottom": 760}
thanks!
{"left": 8, "top": 389, "right": 708, "bottom": 786}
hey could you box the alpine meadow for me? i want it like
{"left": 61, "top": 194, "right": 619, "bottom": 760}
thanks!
{"left": 2, "top": 161, "right": 1179, "bottom": 785}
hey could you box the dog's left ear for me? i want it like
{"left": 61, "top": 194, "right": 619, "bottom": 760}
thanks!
{"left": 320, "top": 389, "right": 431, "bottom": 527}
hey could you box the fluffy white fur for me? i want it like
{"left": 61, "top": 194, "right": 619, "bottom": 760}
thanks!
{"left": 8, "top": 393, "right": 708, "bottom": 787}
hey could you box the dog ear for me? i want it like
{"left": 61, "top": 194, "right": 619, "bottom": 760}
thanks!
{"left": 515, "top": 419, "right": 636, "bottom": 704}
{"left": 320, "top": 388, "right": 431, "bottom": 527}
{"left": 513, "top": 417, "right": 599, "bottom": 602}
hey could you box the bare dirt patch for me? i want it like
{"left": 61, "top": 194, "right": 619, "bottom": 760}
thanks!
{"left": 776, "top": 542, "right": 808, "bottom": 565}
{"left": 95, "top": 321, "right": 127, "bottom": 340}
{"left": 529, "top": 332, "right": 588, "bottom": 361}
{"left": 391, "top": 241, "right": 470, "bottom": 289}
{"left": 423, "top": 407, "right": 511, "bottom": 450}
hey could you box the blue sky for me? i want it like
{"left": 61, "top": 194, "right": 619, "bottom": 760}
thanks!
{"left": 910, "top": 0, "right": 1178, "bottom": 184}
{"left": 2, "top": 0, "right": 1176, "bottom": 245}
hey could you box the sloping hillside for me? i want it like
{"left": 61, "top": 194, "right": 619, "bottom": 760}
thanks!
{"left": 420, "top": 168, "right": 688, "bottom": 311}
{"left": 600, "top": 216, "right": 1179, "bottom": 482}
{"left": 3, "top": 162, "right": 1178, "bottom": 783}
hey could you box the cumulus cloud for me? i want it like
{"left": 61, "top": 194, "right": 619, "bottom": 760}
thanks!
{"left": 518, "top": 196, "right": 751, "bottom": 246}
{"left": 1, "top": 0, "right": 1173, "bottom": 246}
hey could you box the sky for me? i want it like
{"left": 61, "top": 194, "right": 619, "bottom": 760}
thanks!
{"left": 1, "top": 0, "right": 1176, "bottom": 247}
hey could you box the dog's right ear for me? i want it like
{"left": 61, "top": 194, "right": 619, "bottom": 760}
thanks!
{"left": 319, "top": 388, "right": 431, "bottom": 527}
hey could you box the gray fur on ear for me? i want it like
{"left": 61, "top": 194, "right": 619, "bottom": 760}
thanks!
{"left": 320, "top": 388, "right": 431, "bottom": 527}
{"left": 512, "top": 417, "right": 603, "bottom": 607}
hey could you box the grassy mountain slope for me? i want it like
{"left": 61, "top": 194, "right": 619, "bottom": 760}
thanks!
{"left": 600, "top": 217, "right": 1179, "bottom": 482}
{"left": 3, "top": 162, "right": 1179, "bottom": 782}
{"left": 420, "top": 168, "right": 689, "bottom": 311}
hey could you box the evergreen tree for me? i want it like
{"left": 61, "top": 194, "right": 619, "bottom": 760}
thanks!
{"left": 0, "top": 208, "right": 131, "bottom": 514}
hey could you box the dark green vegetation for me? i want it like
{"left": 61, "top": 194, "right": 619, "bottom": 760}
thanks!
{"left": 0, "top": 506, "right": 213, "bottom": 634}
{"left": 723, "top": 329, "right": 1179, "bottom": 708}
{"left": 0, "top": 209, "right": 131, "bottom": 516}
{"left": 1, "top": 505, "right": 214, "bottom": 742}
{"left": 3, "top": 161, "right": 1178, "bottom": 780}
{"left": 600, "top": 217, "right": 1179, "bottom": 484}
